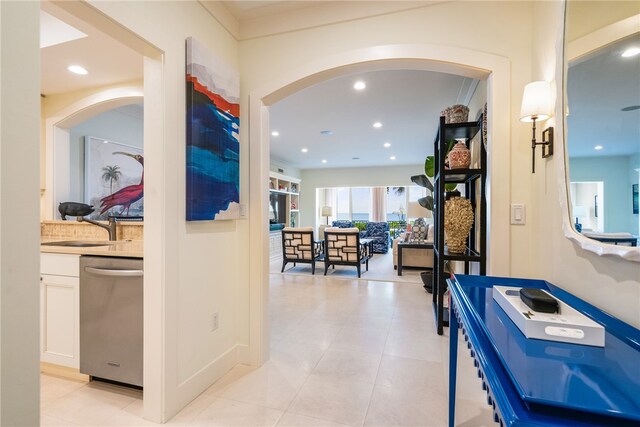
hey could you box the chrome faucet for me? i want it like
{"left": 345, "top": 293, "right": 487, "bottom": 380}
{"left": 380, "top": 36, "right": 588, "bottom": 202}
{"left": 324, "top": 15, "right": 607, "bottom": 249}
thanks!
{"left": 77, "top": 216, "right": 117, "bottom": 241}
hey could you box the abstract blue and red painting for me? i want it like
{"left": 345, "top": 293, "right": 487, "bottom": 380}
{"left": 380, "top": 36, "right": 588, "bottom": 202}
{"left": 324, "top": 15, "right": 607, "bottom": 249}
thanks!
{"left": 186, "top": 37, "right": 240, "bottom": 220}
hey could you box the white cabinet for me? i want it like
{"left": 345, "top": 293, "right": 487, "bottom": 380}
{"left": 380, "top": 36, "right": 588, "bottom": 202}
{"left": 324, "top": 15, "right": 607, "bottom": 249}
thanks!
{"left": 40, "top": 253, "right": 80, "bottom": 368}
{"left": 269, "top": 231, "right": 283, "bottom": 263}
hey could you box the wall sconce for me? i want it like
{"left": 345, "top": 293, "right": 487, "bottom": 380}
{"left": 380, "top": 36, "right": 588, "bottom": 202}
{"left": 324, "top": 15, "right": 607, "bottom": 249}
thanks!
{"left": 520, "top": 81, "right": 554, "bottom": 173}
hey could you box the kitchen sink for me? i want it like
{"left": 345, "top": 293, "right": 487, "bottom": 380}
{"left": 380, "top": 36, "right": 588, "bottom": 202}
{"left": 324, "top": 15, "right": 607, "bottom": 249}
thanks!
{"left": 41, "top": 240, "right": 119, "bottom": 247}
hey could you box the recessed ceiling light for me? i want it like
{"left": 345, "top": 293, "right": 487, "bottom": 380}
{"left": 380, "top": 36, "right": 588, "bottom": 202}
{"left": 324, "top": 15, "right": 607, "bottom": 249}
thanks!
{"left": 353, "top": 81, "right": 366, "bottom": 90}
{"left": 271, "top": 131, "right": 279, "bottom": 136}
{"left": 594, "top": 145, "right": 603, "bottom": 150}
{"left": 320, "top": 130, "right": 334, "bottom": 136}
{"left": 68, "top": 65, "right": 88, "bottom": 75}
{"left": 390, "top": 156, "right": 396, "bottom": 160}
{"left": 321, "top": 159, "right": 327, "bottom": 164}
{"left": 301, "top": 148, "right": 308, "bottom": 153}
{"left": 373, "top": 122, "right": 382, "bottom": 128}
{"left": 621, "top": 47, "right": 640, "bottom": 58}
{"left": 383, "top": 142, "right": 391, "bottom": 148}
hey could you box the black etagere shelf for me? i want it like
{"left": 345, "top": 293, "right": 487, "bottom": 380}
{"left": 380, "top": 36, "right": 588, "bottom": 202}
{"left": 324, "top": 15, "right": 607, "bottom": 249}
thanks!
{"left": 432, "top": 115, "right": 487, "bottom": 335}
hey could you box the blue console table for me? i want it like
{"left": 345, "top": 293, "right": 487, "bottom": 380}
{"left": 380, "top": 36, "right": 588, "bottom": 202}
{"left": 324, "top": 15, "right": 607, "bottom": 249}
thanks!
{"left": 448, "top": 274, "right": 640, "bottom": 427}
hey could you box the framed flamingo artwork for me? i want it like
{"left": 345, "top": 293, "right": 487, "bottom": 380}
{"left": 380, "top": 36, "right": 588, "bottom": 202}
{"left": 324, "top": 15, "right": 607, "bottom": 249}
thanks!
{"left": 84, "top": 136, "right": 144, "bottom": 220}
{"left": 185, "top": 37, "right": 240, "bottom": 221}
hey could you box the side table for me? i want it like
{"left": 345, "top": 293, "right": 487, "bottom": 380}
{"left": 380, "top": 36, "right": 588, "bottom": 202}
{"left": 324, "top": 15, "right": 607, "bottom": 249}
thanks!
{"left": 448, "top": 274, "right": 640, "bottom": 427}
{"left": 397, "top": 241, "right": 433, "bottom": 276}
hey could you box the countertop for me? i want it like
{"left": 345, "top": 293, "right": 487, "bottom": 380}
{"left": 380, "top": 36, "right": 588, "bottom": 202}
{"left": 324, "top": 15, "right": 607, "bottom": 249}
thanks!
{"left": 40, "top": 239, "right": 143, "bottom": 258}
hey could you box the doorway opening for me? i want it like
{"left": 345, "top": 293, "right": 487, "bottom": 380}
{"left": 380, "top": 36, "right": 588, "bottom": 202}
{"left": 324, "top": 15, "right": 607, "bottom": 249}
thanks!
{"left": 248, "top": 45, "right": 512, "bottom": 365}
{"left": 570, "top": 181, "right": 605, "bottom": 232}
{"left": 39, "top": 1, "right": 164, "bottom": 423}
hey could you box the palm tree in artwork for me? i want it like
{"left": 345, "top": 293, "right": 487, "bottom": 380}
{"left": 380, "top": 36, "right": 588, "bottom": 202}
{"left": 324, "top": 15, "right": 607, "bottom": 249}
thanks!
{"left": 102, "top": 165, "right": 122, "bottom": 195}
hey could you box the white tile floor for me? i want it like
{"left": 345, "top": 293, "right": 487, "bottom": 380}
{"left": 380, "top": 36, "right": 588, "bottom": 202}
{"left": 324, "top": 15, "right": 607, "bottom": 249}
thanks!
{"left": 41, "top": 273, "right": 495, "bottom": 426}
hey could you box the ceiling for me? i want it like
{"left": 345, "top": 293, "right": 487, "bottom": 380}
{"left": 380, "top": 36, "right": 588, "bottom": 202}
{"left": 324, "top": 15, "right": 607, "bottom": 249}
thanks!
{"left": 219, "top": 1, "right": 325, "bottom": 21}
{"left": 39, "top": 1, "right": 636, "bottom": 164}
{"left": 567, "top": 32, "right": 640, "bottom": 158}
{"left": 40, "top": 4, "right": 143, "bottom": 96}
{"left": 206, "top": 1, "right": 439, "bottom": 40}
{"left": 269, "top": 69, "right": 480, "bottom": 169}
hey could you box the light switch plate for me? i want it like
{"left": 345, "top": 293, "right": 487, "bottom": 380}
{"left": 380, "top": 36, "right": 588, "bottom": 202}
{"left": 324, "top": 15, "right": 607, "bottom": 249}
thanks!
{"left": 239, "top": 204, "right": 248, "bottom": 218}
{"left": 511, "top": 204, "right": 525, "bottom": 225}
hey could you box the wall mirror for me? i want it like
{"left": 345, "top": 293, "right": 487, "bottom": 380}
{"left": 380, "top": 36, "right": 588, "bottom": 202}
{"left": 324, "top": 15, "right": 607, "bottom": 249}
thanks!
{"left": 564, "top": 0, "right": 640, "bottom": 261}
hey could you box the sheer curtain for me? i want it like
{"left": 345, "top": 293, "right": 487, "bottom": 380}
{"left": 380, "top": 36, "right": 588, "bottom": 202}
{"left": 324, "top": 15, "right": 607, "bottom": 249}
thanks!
{"left": 370, "top": 187, "right": 387, "bottom": 222}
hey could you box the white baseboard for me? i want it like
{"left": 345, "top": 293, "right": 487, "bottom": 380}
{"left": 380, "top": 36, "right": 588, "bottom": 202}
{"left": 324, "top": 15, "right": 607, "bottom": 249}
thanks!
{"left": 172, "top": 344, "right": 242, "bottom": 416}
{"left": 40, "top": 362, "right": 89, "bottom": 382}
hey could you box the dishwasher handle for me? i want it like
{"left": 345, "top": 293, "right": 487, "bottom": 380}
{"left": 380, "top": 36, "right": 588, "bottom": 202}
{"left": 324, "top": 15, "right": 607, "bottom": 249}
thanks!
{"left": 84, "top": 266, "right": 143, "bottom": 277}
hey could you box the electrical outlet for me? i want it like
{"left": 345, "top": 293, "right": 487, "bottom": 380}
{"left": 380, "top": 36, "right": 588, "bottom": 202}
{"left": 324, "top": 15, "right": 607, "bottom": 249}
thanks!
{"left": 211, "top": 312, "right": 219, "bottom": 332}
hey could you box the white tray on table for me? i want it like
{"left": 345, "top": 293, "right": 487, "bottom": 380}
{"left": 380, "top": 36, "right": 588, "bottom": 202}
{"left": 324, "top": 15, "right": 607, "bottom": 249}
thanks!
{"left": 493, "top": 286, "right": 605, "bottom": 347}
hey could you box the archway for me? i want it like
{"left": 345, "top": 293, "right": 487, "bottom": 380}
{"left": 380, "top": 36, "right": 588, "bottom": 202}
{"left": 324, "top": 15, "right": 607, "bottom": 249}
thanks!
{"left": 248, "top": 44, "right": 512, "bottom": 365}
{"left": 43, "top": 86, "right": 144, "bottom": 220}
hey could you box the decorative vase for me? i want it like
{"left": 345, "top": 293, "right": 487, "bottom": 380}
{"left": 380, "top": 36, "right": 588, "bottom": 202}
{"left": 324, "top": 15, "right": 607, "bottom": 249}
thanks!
{"left": 411, "top": 217, "right": 427, "bottom": 242}
{"left": 444, "top": 196, "right": 474, "bottom": 254}
{"left": 441, "top": 104, "right": 469, "bottom": 123}
{"left": 448, "top": 142, "right": 471, "bottom": 169}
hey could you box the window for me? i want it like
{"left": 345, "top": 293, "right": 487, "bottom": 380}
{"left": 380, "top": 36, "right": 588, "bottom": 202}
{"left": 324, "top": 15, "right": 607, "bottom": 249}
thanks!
{"left": 385, "top": 186, "right": 427, "bottom": 220}
{"left": 319, "top": 185, "right": 426, "bottom": 223}
{"left": 351, "top": 187, "right": 370, "bottom": 221}
{"left": 409, "top": 185, "right": 426, "bottom": 202}
{"left": 335, "top": 187, "right": 350, "bottom": 220}
{"left": 386, "top": 187, "right": 406, "bottom": 220}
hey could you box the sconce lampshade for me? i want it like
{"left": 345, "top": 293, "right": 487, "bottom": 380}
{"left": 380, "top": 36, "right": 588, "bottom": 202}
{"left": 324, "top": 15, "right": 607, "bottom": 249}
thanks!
{"left": 407, "top": 201, "right": 432, "bottom": 219}
{"left": 520, "top": 81, "right": 551, "bottom": 122}
{"left": 321, "top": 206, "right": 332, "bottom": 217}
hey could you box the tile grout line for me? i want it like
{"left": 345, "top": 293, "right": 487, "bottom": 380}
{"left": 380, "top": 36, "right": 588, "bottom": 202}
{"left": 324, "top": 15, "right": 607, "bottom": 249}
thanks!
{"left": 277, "top": 317, "right": 332, "bottom": 418}
{"left": 360, "top": 306, "right": 394, "bottom": 426}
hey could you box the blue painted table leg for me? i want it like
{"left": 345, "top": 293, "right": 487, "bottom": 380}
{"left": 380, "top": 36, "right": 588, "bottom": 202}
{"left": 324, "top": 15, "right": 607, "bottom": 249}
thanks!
{"left": 449, "top": 299, "right": 459, "bottom": 427}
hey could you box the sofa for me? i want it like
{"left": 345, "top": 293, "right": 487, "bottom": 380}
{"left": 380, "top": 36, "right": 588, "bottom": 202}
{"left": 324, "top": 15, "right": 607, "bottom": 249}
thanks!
{"left": 360, "top": 221, "right": 390, "bottom": 254}
{"left": 392, "top": 224, "right": 434, "bottom": 269}
{"left": 330, "top": 220, "right": 390, "bottom": 254}
{"left": 331, "top": 220, "right": 356, "bottom": 228}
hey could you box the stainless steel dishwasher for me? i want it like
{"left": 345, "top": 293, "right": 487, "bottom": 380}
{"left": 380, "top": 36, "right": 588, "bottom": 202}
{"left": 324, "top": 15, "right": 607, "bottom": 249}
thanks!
{"left": 80, "top": 256, "right": 143, "bottom": 387}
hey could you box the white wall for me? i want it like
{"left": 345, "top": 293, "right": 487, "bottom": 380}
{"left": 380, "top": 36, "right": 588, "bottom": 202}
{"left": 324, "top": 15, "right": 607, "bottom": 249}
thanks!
{"left": 241, "top": 0, "right": 640, "bottom": 334}
{"left": 0, "top": 1, "right": 40, "bottom": 425}
{"left": 467, "top": 79, "right": 487, "bottom": 122}
{"left": 270, "top": 158, "right": 300, "bottom": 179}
{"left": 300, "top": 164, "right": 423, "bottom": 227}
{"left": 532, "top": 1, "right": 640, "bottom": 328}
{"left": 81, "top": 1, "right": 243, "bottom": 421}
{"left": 570, "top": 155, "right": 638, "bottom": 235}
{"left": 241, "top": 0, "right": 536, "bottom": 278}
{"left": 64, "top": 106, "right": 144, "bottom": 203}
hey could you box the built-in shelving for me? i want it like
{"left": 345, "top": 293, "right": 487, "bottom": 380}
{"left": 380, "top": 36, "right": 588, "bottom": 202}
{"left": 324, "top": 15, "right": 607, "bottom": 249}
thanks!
{"left": 269, "top": 172, "right": 301, "bottom": 228}
{"left": 432, "top": 115, "right": 487, "bottom": 335}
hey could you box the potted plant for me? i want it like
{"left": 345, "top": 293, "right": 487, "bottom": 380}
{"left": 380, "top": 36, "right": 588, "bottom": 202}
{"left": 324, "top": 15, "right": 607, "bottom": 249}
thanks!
{"left": 411, "top": 143, "right": 460, "bottom": 292}
{"left": 410, "top": 139, "right": 459, "bottom": 211}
